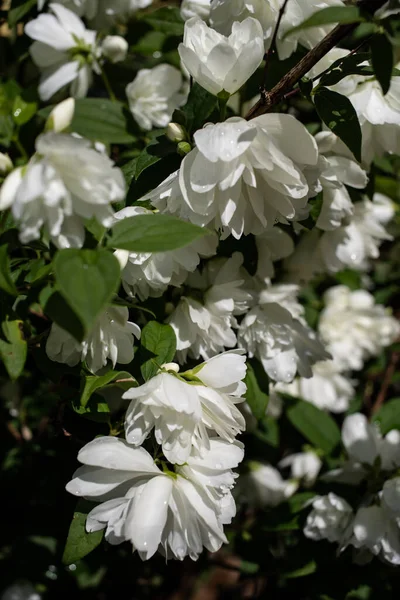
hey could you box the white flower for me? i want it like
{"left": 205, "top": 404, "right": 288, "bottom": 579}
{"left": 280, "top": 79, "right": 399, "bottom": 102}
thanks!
{"left": 126, "top": 64, "right": 186, "bottom": 131}
{"left": 318, "top": 193, "right": 394, "bottom": 272}
{"left": 25, "top": 3, "right": 100, "bottom": 101}
{"left": 210, "top": 0, "right": 345, "bottom": 59}
{"left": 279, "top": 452, "right": 322, "bottom": 487}
{"left": 46, "top": 306, "right": 140, "bottom": 373}
{"left": 112, "top": 207, "right": 217, "bottom": 301}
{"left": 342, "top": 414, "right": 400, "bottom": 472}
{"left": 272, "top": 360, "right": 355, "bottom": 413}
{"left": 238, "top": 303, "right": 330, "bottom": 383}
{"left": 46, "top": 98, "right": 75, "bottom": 132}
{"left": 0, "top": 153, "right": 12, "bottom": 175}
{"left": 101, "top": 35, "right": 128, "bottom": 63}
{"left": 178, "top": 17, "right": 264, "bottom": 96}
{"left": 351, "top": 489, "right": 400, "bottom": 566}
{"left": 50, "top": 0, "right": 153, "bottom": 26}
{"left": 168, "top": 253, "right": 254, "bottom": 361}
{"left": 255, "top": 227, "right": 295, "bottom": 282}
{"left": 0, "top": 132, "right": 125, "bottom": 247}
{"left": 348, "top": 75, "right": 400, "bottom": 167}
{"left": 240, "top": 462, "right": 298, "bottom": 507}
{"left": 66, "top": 436, "right": 243, "bottom": 561}
{"left": 304, "top": 493, "right": 353, "bottom": 543}
{"left": 123, "top": 351, "right": 246, "bottom": 464}
{"left": 146, "top": 114, "right": 318, "bottom": 239}
{"left": 181, "top": 0, "right": 211, "bottom": 21}
{"left": 258, "top": 283, "right": 304, "bottom": 321}
{"left": 314, "top": 132, "right": 368, "bottom": 231}
{"left": 319, "top": 286, "right": 400, "bottom": 371}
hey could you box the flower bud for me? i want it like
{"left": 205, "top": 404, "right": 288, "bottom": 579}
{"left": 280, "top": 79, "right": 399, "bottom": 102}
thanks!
{"left": 0, "top": 153, "right": 13, "bottom": 176}
{"left": 46, "top": 98, "right": 75, "bottom": 132}
{"left": 177, "top": 141, "right": 192, "bottom": 156}
{"left": 102, "top": 35, "right": 128, "bottom": 64}
{"left": 114, "top": 249, "right": 130, "bottom": 270}
{"left": 166, "top": 122, "right": 187, "bottom": 143}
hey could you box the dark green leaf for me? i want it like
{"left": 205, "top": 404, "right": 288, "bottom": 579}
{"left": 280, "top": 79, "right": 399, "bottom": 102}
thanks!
{"left": 314, "top": 87, "right": 362, "bottom": 161}
{"left": 140, "top": 321, "right": 176, "bottom": 380}
{"left": 287, "top": 400, "right": 341, "bottom": 454}
{"left": 0, "top": 245, "right": 18, "bottom": 296}
{"left": 244, "top": 363, "right": 269, "bottom": 421}
{"left": 0, "top": 115, "right": 14, "bottom": 147}
{"left": 44, "top": 290, "right": 85, "bottom": 343}
{"left": 80, "top": 370, "right": 136, "bottom": 408}
{"left": 121, "top": 157, "right": 138, "bottom": 187}
{"left": 141, "top": 7, "right": 184, "bottom": 37}
{"left": 135, "top": 135, "right": 176, "bottom": 179}
{"left": 53, "top": 249, "right": 120, "bottom": 340}
{"left": 283, "top": 6, "right": 363, "bottom": 39}
{"left": 0, "top": 318, "right": 27, "bottom": 379}
{"left": 299, "top": 77, "right": 313, "bottom": 100}
{"left": 255, "top": 416, "right": 280, "bottom": 448}
{"left": 372, "top": 398, "right": 400, "bottom": 435}
{"left": 283, "top": 559, "right": 317, "bottom": 579}
{"left": 39, "top": 99, "right": 136, "bottom": 144}
{"left": 8, "top": 0, "right": 36, "bottom": 27}
{"left": 371, "top": 33, "right": 393, "bottom": 95}
{"left": 62, "top": 500, "right": 104, "bottom": 565}
{"left": 107, "top": 213, "right": 209, "bottom": 252}
{"left": 175, "top": 83, "right": 218, "bottom": 134}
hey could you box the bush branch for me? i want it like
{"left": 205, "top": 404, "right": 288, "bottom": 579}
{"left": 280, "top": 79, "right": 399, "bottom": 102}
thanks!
{"left": 245, "top": 0, "right": 387, "bottom": 120}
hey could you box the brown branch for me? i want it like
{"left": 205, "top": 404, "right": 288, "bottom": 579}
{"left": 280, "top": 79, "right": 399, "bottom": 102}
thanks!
{"left": 371, "top": 351, "right": 400, "bottom": 415}
{"left": 262, "top": 0, "right": 291, "bottom": 87}
{"left": 245, "top": 0, "right": 388, "bottom": 120}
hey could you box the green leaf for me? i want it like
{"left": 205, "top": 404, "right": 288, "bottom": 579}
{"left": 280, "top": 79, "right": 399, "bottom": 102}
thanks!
{"left": 80, "top": 370, "right": 136, "bottom": 408}
{"left": 314, "top": 87, "right": 362, "bottom": 162}
{"left": 283, "top": 6, "right": 363, "bottom": 39}
{"left": 135, "top": 135, "right": 176, "bottom": 179}
{"left": 283, "top": 559, "right": 317, "bottom": 579}
{"left": 140, "top": 321, "right": 176, "bottom": 381}
{"left": 372, "top": 398, "right": 400, "bottom": 435}
{"left": 255, "top": 416, "right": 280, "bottom": 448}
{"left": 121, "top": 157, "right": 138, "bottom": 187}
{"left": 371, "top": 33, "right": 393, "bottom": 95}
{"left": 53, "top": 249, "right": 120, "bottom": 340}
{"left": 43, "top": 290, "right": 85, "bottom": 344}
{"left": 107, "top": 214, "right": 210, "bottom": 253}
{"left": 0, "top": 245, "right": 18, "bottom": 296}
{"left": 175, "top": 83, "right": 218, "bottom": 134}
{"left": 8, "top": 0, "right": 36, "bottom": 27}
{"left": 318, "top": 52, "right": 371, "bottom": 87}
{"left": 287, "top": 400, "right": 341, "bottom": 454}
{"left": 0, "top": 319, "right": 27, "bottom": 379}
{"left": 12, "top": 94, "right": 37, "bottom": 126}
{"left": 244, "top": 363, "right": 269, "bottom": 420}
{"left": 39, "top": 99, "right": 136, "bottom": 144}
{"left": 62, "top": 500, "right": 104, "bottom": 565}
{"left": 141, "top": 7, "right": 184, "bottom": 37}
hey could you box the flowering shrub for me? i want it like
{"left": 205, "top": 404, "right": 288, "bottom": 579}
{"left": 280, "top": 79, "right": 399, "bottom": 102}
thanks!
{"left": 1, "top": 0, "right": 400, "bottom": 598}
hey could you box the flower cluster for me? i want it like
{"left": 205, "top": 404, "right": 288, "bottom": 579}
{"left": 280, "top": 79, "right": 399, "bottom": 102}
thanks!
{"left": 1, "top": 0, "right": 400, "bottom": 582}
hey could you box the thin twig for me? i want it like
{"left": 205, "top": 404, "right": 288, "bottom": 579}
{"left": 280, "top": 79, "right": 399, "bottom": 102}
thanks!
{"left": 371, "top": 351, "right": 400, "bottom": 415}
{"left": 262, "top": 0, "right": 291, "bottom": 88}
{"left": 245, "top": 0, "right": 388, "bottom": 120}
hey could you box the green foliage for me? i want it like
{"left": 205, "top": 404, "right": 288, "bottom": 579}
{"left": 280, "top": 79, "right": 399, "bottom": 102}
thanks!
{"left": 0, "top": 318, "right": 27, "bottom": 379}
{"left": 140, "top": 321, "right": 176, "bottom": 380}
{"left": 53, "top": 249, "right": 120, "bottom": 341}
{"left": 0, "top": 244, "right": 17, "bottom": 296}
{"left": 283, "top": 6, "right": 364, "bottom": 39}
{"left": 372, "top": 398, "right": 400, "bottom": 434}
{"left": 140, "top": 7, "right": 184, "bottom": 37}
{"left": 314, "top": 87, "right": 362, "bottom": 161}
{"left": 173, "top": 83, "right": 218, "bottom": 135}
{"left": 39, "top": 99, "right": 136, "bottom": 144}
{"left": 80, "top": 370, "right": 136, "bottom": 409}
{"left": 62, "top": 500, "right": 104, "bottom": 565}
{"left": 371, "top": 34, "right": 393, "bottom": 95}
{"left": 245, "top": 363, "right": 269, "bottom": 421}
{"left": 107, "top": 213, "right": 210, "bottom": 252}
{"left": 287, "top": 399, "right": 341, "bottom": 454}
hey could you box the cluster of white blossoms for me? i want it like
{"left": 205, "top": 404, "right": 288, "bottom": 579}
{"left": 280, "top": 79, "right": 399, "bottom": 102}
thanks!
{"left": 2, "top": 0, "right": 399, "bottom": 568}
{"left": 305, "top": 414, "right": 400, "bottom": 566}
